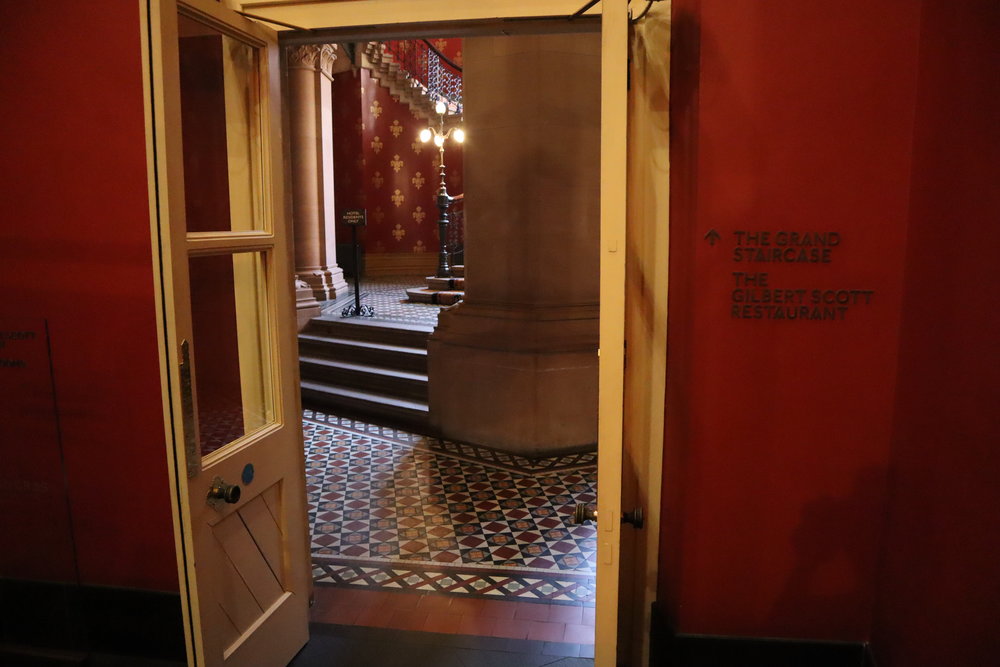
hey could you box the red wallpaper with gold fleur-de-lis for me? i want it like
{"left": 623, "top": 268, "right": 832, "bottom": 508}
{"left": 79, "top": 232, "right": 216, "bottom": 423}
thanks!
{"left": 332, "top": 41, "right": 464, "bottom": 256}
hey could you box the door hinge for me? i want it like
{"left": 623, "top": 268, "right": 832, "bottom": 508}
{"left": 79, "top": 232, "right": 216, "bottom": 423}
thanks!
{"left": 179, "top": 340, "right": 201, "bottom": 478}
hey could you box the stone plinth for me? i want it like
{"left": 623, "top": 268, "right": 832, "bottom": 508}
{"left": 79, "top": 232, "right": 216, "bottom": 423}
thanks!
{"left": 295, "top": 280, "right": 322, "bottom": 331}
{"left": 429, "top": 302, "right": 598, "bottom": 455}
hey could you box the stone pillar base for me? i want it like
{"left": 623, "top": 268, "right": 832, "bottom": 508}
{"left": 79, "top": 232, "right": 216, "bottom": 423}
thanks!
{"left": 299, "top": 266, "right": 349, "bottom": 302}
{"left": 428, "top": 302, "right": 599, "bottom": 456}
{"left": 295, "top": 279, "right": 322, "bottom": 331}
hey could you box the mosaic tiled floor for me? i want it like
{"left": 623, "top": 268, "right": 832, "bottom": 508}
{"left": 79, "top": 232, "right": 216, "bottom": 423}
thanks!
{"left": 304, "top": 409, "right": 598, "bottom": 605}
{"left": 320, "top": 275, "right": 442, "bottom": 327}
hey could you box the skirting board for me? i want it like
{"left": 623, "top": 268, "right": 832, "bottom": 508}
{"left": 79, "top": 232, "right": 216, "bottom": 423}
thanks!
{"left": 0, "top": 579, "right": 185, "bottom": 662}
{"left": 650, "top": 602, "right": 873, "bottom": 667}
{"left": 365, "top": 252, "right": 438, "bottom": 277}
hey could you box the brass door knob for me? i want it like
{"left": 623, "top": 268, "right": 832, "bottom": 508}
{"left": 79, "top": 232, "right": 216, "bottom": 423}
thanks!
{"left": 208, "top": 477, "right": 241, "bottom": 504}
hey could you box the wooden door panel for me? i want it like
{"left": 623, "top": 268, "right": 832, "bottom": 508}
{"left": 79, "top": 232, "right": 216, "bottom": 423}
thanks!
{"left": 219, "top": 613, "right": 241, "bottom": 652}
{"left": 620, "top": 5, "right": 671, "bottom": 665}
{"left": 217, "top": 551, "right": 265, "bottom": 633}
{"left": 147, "top": 0, "right": 310, "bottom": 664}
{"left": 239, "top": 493, "right": 285, "bottom": 576}
{"left": 221, "top": 592, "right": 301, "bottom": 667}
{"left": 213, "top": 509, "right": 284, "bottom": 609}
{"left": 261, "top": 483, "right": 282, "bottom": 520}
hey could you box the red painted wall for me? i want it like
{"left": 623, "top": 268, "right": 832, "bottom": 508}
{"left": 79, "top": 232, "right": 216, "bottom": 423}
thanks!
{"left": 332, "top": 47, "right": 464, "bottom": 255}
{"left": 0, "top": 319, "right": 78, "bottom": 582}
{"left": 0, "top": 1, "right": 178, "bottom": 592}
{"left": 663, "top": 0, "right": 921, "bottom": 639}
{"left": 332, "top": 68, "right": 366, "bottom": 247}
{"left": 870, "top": 2, "right": 1000, "bottom": 664}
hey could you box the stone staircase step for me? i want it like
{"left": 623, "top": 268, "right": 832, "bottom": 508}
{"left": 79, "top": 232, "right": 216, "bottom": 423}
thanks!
{"left": 299, "top": 355, "right": 428, "bottom": 401}
{"left": 362, "top": 42, "right": 454, "bottom": 124}
{"left": 305, "top": 318, "right": 432, "bottom": 348}
{"left": 452, "top": 265, "right": 465, "bottom": 277}
{"left": 299, "top": 315, "right": 432, "bottom": 429}
{"left": 405, "top": 287, "right": 464, "bottom": 306}
{"left": 298, "top": 333, "right": 427, "bottom": 373}
{"left": 425, "top": 276, "right": 465, "bottom": 291}
{"left": 300, "top": 380, "right": 429, "bottom": 426}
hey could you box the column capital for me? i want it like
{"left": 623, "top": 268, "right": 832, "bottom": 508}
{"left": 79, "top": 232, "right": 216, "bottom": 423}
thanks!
{"left": 287, "top": 44, "right": 338, "bottom": 78}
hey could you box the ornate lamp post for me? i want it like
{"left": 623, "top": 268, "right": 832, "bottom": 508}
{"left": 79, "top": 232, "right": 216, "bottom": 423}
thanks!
{"left": 419, "top": 100, "right": 465, "bottom": 278}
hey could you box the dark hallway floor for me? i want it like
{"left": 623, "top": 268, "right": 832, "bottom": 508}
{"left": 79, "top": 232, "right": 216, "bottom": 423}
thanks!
{"left": 289, "top": 623, "right": 593, "bottom": 667}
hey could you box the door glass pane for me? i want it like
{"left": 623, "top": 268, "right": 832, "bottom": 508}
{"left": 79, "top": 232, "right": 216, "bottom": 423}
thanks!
{"left": 178, "top": 14, "right": 263, "bottom": 232}
{"left": 189, "top": 252, "right": 273, "bottom": 456}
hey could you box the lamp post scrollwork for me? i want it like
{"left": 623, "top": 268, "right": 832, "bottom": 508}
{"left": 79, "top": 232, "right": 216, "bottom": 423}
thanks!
{"left": 419, "top": 100, "right": 465, "bottom": 279}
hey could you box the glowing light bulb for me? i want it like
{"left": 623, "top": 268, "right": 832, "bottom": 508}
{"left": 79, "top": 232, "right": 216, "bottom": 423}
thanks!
{"left": 452, "top": 128, "right": 465, "bottom": 144}
{"left": 435, "top": 100, "right": 447, "bottom": 115}
{"left": 419, "top": 128, "right": 432, "bottom": 143}
{"left": 433, "top": 134, "right": 445, "bottom": 147}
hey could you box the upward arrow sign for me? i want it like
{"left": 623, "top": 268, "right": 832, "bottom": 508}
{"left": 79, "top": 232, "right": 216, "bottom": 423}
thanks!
{"left": 704, "top": 229, "right": 722, "bottom": 246}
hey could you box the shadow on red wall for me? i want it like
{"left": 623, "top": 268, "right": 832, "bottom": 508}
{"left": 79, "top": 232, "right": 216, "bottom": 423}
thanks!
{"left": 662, "top": 1, "right": 1000, "bottom": 661}
{"left": 662, "top": 0, "right": 920, "bottom": 641}
{"left": 767, "top": 466, "right": 886, "bottom": 636}
{"left": 870, "top": 1, "right": 1000, "bottom": 665}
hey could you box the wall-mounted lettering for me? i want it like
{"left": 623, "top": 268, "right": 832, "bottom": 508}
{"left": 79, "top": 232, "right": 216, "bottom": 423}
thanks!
{"left": 0, "top": 330, "right": 38, "bottom": 367}
{"left": 706, "top": 233, "right": 876, "bottom": 322}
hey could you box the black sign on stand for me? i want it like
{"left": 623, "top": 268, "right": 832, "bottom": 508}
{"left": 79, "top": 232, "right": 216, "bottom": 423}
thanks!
{"left": 340, "top": 209, "right": 375, "bottom": 318}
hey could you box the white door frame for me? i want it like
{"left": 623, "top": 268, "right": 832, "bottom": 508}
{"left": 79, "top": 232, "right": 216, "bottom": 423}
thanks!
{"left": 143, "top": 1, "right": 666, "bottom": 665}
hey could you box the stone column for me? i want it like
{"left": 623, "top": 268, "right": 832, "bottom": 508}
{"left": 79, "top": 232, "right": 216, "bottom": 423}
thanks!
{"left": 428, "top": 34, "right": 602, "bottom": 456}
{"left": 287, "top": 44, "right": 349, "bottom": 304}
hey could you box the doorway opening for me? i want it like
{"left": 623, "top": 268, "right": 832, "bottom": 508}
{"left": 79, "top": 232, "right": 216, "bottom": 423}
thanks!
{"left": 148, "top": 2, "right": 647, "bottom": 665}
{"left": 286, "top": 28, "right": 602, "bottom": 659}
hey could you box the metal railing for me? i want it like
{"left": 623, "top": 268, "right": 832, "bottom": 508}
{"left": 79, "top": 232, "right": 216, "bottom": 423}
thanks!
{"left": 382, "top": 39, "right": 463, "bottom": 113}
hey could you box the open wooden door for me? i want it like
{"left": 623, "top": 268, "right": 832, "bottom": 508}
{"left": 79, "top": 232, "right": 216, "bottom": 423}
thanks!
{"left": 141, "top": 0, "right": 654, "bottom": 664}
{"left": 143, "top": 1, "right": 310, "bottom": 665}
{"left": 620, "top": 3, "right": 672, "bottom": 665}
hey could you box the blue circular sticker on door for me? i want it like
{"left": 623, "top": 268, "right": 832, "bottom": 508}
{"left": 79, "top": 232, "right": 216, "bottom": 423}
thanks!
{"left": 241, "top": 463, "right": 255, "bottom": 486}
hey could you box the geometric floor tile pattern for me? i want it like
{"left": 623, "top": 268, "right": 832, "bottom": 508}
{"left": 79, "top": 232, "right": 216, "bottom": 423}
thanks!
{"left": 305, "top": 409, "right": 599, "bottom": 476}
{"left": 304, "top": 409, "right": 598, "bottom": 604}
{"left": 312, "top": 559, "right": 596, "bottom": 606}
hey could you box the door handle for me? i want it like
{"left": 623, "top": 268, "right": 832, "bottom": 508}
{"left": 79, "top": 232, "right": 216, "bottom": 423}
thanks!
{"left": 208, "top": 477, "right": 241, "bottom": 505}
